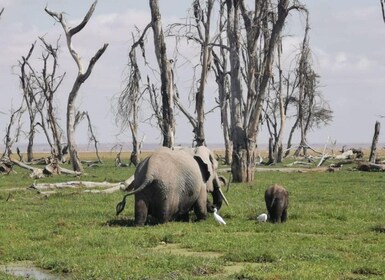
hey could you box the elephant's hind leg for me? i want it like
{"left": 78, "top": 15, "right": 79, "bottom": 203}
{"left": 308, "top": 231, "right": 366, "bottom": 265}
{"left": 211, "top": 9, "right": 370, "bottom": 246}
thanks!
{"left": 281, "top": 209, "right": 288, "bottom": 222}
{"left": 135, "top": 198, "right": 148, "bottom": 226}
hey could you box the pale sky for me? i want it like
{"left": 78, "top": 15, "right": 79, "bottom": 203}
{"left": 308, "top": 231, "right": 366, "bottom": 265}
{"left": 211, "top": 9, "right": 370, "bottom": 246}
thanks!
{"left": 1, "top": 0, "right": 385, "bottom": 149}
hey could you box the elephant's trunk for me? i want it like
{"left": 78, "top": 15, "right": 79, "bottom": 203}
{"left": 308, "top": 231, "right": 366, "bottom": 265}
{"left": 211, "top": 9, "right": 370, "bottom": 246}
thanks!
{"left": 219, "top": 187, "right": 229, "bottom": 206}
{"left": 212, "top": 174, "right": 229, "bottom": 209}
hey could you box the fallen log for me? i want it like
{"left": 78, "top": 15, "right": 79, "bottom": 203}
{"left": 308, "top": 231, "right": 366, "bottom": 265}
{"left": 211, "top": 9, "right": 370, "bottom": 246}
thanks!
{"left": 11, "top": 159, "right": 45, "bottom": 178}
{"left": 29, "top": 180, "right": 125, "bottom": 191}
{"left": 357, "top": 162, "right": 385, "bottom": 172}
{"left": 10, "top": 158, "right": 82, "bottom": 178}
{"left": 335, "top": 150, "right": 354, "bottom": 160}
{"left": 28, "top": 175, "right": 135, "bottom": 194}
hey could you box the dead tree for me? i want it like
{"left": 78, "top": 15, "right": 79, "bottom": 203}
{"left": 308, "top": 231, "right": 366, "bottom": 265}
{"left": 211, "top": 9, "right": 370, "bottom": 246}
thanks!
{"left": 36, "top": 37, "right": 66, "bottom": 161}
{"left": 293, "top": 14, "right": 312, "bottom": 157}
{"left": 226, "top": 0, "right": 304, "bottom": 182}
{"left": 18, "top": 42, "right": 38, "bottom": 162}
{"left": 17, "top": 37, "right": 66, "bottom": 162}
{"left": 118, "top": 1, "right": 175, "bottom": 149}
{"left": 281, "top": 13, "right": 332, "bottom": 158}
{"left": 369, "top": 121, "right": 380, "bottom": 163}
{"left": 74, "top": 111, "right": 102, "bottom": 163}
{"left": 381, "top": 0, "right": 385, "bottom": 23}
{"left": 192, "top": 0, "right": 214, "bottom": 146}
{"left": 166, "top": 0, "right": 218, "bottom": 147}
{"left": 0, "top": 8, "right": 4, "bottom": 18}
{"left": 212, "top": 3, "right": 232, "bottom": 165}
{"left": 116, "top": 27, "right": 151, "bottom": 166}
{"left": 265, "top": 36, "right": 290, "bottom": 164}
{"left": 45, "top": 1, "right": 108, "bottom": 172}
{"left": 150, "top": 0, "right": 175, "bottom": 148}
{"left": 2, "top": 104, "right": 25, "bottom": 159}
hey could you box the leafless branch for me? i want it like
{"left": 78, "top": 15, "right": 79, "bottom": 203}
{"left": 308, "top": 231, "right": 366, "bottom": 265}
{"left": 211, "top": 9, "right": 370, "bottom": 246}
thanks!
{"left": 381, "top": 0, "right": 385, "bottom": 23}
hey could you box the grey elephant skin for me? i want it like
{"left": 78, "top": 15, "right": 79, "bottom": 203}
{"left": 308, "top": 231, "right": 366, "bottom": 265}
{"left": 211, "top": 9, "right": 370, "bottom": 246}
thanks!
{"left": 116, "top": 146, "right": 228, "bottom": 226}
{"left": 264, "top": 184, "right": 289, "bottom": 223}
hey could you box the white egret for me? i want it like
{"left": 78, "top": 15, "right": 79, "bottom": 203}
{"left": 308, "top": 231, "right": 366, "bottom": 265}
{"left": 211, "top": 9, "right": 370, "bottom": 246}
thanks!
{"left": 257, "top": 213, "right": 267, "bottom": 222}
{"left": 213, "top": 208, "right": 226, "bottom": 225}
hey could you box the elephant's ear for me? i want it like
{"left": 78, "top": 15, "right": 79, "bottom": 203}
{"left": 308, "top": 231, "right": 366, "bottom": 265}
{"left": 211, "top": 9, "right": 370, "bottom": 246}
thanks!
{"left": 194, "top": 155, "right": 211, "bottom": 183}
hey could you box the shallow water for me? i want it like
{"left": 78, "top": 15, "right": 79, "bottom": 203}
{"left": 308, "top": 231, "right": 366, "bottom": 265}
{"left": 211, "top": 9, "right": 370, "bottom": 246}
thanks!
{"left": 0, "top": 262, "right": 69, "bottom": 280}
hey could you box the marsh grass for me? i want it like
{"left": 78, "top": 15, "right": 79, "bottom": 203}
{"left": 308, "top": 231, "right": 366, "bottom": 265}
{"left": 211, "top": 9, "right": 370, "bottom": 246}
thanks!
{"left": 1, "top": 153, "right": 385, "bottom": 279}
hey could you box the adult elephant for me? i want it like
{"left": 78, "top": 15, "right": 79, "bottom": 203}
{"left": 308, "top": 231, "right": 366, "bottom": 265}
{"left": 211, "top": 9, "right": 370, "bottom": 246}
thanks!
{"left": 116, "top": 146, "right": 229, "bottom": 226}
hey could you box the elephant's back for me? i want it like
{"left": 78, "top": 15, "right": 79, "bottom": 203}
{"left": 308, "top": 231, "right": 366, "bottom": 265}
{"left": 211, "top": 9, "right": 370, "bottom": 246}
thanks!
{"left": 146, "top": 149, "right": 201, "bottom": 199}
{"left": 147, "top": 150, "right": 200, "bottom": 186}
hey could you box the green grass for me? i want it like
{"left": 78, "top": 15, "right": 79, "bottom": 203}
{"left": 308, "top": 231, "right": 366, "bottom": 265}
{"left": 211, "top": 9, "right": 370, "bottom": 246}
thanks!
{"left": 1, "top": 157, "right": 385, "bottom": 279}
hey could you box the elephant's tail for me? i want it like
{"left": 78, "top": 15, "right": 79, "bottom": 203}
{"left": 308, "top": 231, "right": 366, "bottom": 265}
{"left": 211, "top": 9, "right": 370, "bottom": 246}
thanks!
{"left": 270, "top": 197, "right": 277, "bottom": 209}
{"left": 115, "top": 180, "right": 151, "bottom": 216}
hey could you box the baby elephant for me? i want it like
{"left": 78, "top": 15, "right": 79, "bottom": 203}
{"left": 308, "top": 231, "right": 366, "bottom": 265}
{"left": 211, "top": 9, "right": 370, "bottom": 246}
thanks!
{"left": 264, "top": 184, "right": 289, "bottom": 223}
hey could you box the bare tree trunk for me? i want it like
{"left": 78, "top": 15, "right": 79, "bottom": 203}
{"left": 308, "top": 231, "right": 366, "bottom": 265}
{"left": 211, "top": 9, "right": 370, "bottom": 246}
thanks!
{"left": 194, "top": 0, "right": 214, "bottom": 147}
{"left": 369, "top": 121, "right": 380, "bottom": 163}
{"left": 212, "top": 3, "right": 232, "bottom": 165}
{"left": 213, "top": 51, "right": 232, "bottom": 164}
{"left": 150, "top": 0, "right": 175, "bottom": 148}
{"left": 227, "top": 0, "right": 295, "bottom": 182}
{"left": 129, "top": 121, "right": 141, "bottom": 166}
{"left": 19, "top": 42, "right": 37, "bottom": 162}
{"left": 45, "top": 1, "right": 108, "bottom": 172}
{"left": 293, "top": 14, "right": 310, "bottom": 158}
{"left": 285, "top": 116, "right": 299, "bottom": 157}
{"left": 226, "top": 0, "right": 249, "bottom": 182}
{"left": 67, "top": 83, "right": 83, "bottom": 171}
{"left": 273, "top": 44, "right": 286, "bottom": 164}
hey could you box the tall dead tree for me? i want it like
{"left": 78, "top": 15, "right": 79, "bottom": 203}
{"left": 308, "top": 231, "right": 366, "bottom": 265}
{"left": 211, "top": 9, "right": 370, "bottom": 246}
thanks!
{"left": 167, "top": 0, "right": 217, "bottom": 147}
{"left": 226, "top": 0, "right": 303, "bottom": 182}
{"left": 18, "top": 42, "right": 38, "bottom": 162}
{"left": 116, "top": 27, "right": 151, "bottom": 165}
{"left": 193, "top": 0, "right": 214, "bottom": 146}
{"left": 45, "top": 1, "right": 108, "bottom": 172}
{"left": 212, "top": 2, "right": 232, "bottom": 164}
{"left": 18, "top": 37, "right": 66, "bottom": 162}
{"left": 150, "top": 0, "right": 175, "bottom": 148}
{"left": 290, "top": 15, "right": 332, "bottom": 157}
{"left": 36, "top": 37, "right": 66, "bottom": 161}
{"left": 265, "top": 37, "right": 289, "bottom": 164}
{"left": 293, "top": 13, "right": 311, "bottom": 157}
{"left": 226, "top": 0, "right": 244, "bottom": 181}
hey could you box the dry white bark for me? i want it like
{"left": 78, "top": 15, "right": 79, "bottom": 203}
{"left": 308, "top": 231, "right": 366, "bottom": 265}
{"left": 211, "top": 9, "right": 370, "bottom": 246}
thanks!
{"left": 335, "top": 150, "right": 354, "bottom": 160}
{"left": 11, "top": 159, "right": 82, "bottom": 178}
{"left": 28, "top": 175, "right": 134, "bottom": 194}
{"left": 45, "top": 1, "right": 108, "bottom": 172}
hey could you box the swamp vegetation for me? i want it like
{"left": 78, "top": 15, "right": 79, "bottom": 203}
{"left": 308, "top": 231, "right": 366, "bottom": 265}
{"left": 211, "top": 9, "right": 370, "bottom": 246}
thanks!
{"left": 1, "top": 152, "right": 385, "bottom": 279}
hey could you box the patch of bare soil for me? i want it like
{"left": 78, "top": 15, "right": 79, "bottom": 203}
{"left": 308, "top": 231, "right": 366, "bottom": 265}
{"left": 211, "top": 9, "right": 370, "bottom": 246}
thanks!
{"left": 152, "top": 243, "right": 264, "bottom": 277}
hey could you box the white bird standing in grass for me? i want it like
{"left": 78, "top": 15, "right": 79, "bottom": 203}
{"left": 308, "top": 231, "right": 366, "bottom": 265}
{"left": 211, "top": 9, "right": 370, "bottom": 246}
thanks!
{"left": 213, "top": 208, "right": 226, "bottom": 225}
{"left": 257, "top": 213, "right": 268, "bottom": 222}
